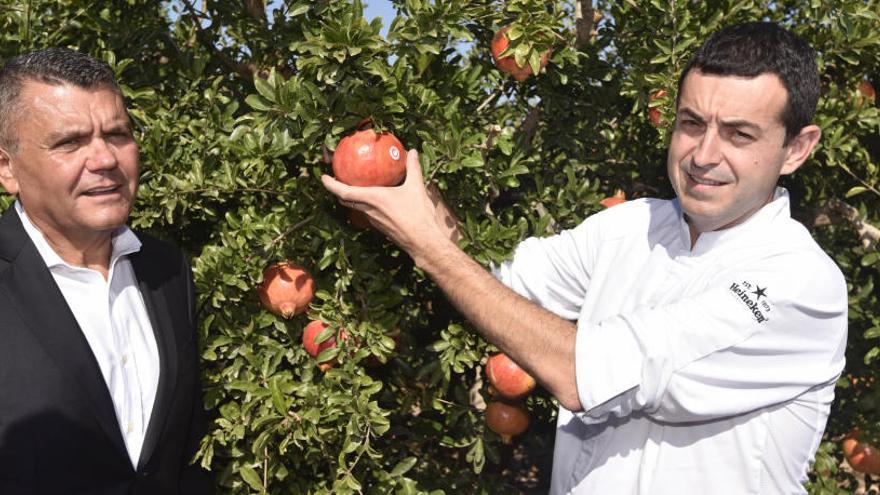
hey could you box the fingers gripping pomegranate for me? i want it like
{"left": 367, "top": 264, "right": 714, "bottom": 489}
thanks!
{"left": 485, "top": 353, "right": 536, "bottom": 400}
{"left": 258, "top": 262, "right": 316, "bottom": 318}
{"left": 485, "top": 400, "right": 530, "bottom": 444}
{"left": 332, "top": 127, "right": 406, "bottom": 187}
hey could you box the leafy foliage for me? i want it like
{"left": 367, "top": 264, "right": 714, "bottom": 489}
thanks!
{"left": 1, "top": 0, "right": 878, "bottom": 492}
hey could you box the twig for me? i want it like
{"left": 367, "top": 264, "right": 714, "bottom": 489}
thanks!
{"left": 245, "top": 214, "right": 316, "bottom": 264}
{"left": 262, "top": 446, "right": 268, "bottom": 495}
{"left": 826, "top": 199, "right": 880, "bottom": 249}
{"left": 476, "top": 89, "right": 502, "bottom": 113}
{"left": 180, "top": 0, "right": 257, "bottom": 80}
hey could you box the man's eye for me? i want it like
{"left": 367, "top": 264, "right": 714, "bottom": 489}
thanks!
{"left": 734, "top": 130, "right": 754, "bottom": 141}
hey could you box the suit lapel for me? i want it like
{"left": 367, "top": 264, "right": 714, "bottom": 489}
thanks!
{"left": 130, "top": 245, "right": 179, "bottom": 470}
{"left": 0, "top": 208, "right": 129, "bottom": 460}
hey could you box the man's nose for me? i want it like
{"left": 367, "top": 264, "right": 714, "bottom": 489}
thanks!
{"left": 85, "top": 137, "right": 118, "bottom": 171}
{"left": 692, "top": 128, "right": 722, "bottom": 167}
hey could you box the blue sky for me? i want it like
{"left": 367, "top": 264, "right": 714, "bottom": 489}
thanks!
{"left": 363, "top": 0, "right": 397, "bottom": 36}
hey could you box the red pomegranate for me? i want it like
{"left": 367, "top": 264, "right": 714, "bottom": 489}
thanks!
{"left": 258, "top": 262, "right": 315, "bottom": 318}
{"left": 302, "top": 320, "right": 347, "bottom": 372}
{"left": 332, "top": 126, "right": 406, "bottom": 187}
{"left": 599, "top": 189, "right": 626, "bottom": 209}
{"left": 648, "top": 90, "right": 667, "bottom": 127}
{"left": 491, "top": 26, "right": 551, "bottom": 83}
{"left": 485, "top": 400, "right": 530, "bottom": 444}
{"left": 858, "top": 79, "right": 876, "bottom": 103}
{"left": 485, "top": 353, "right": 536, "bottom": 400}
{"left": 842, "top": 428, "right": 880, "bottom": 475}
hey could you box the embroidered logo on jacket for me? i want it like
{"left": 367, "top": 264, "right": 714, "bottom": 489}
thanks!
{"left": 728, "top": 280, "right": 771, "bottom": 323}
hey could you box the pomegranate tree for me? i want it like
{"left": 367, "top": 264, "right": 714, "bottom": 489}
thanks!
{"left": 485, "top": 353, "right": 536, "bottom": 400}
{"left": 258, "top": 261, "right": 315, "bottom": 318}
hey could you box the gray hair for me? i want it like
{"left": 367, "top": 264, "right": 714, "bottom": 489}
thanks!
{"left": 0, "top": 47, "right": 122, "bottom": 152}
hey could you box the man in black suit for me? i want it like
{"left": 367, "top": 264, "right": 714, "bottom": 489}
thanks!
{"left": 0, "top": 48, "right": 213, "bottom": 494}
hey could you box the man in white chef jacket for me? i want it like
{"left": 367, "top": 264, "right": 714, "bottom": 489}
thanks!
{"left": 322, "top": 21, "right": 847, "bottom": 494}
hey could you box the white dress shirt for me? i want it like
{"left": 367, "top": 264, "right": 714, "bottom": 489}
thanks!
{"left": 494, "top": 188, "right": 847, "bottom": 494}
{"left": 16, "top": 200, "right": 160, "bottom": 468}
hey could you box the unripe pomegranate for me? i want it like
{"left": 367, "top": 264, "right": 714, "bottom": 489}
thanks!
{"left": 842, "top": 428, "right": 880, "bottom": 475}
{"left": 258, "top": 262, "right": 315, "bottom": 318}
{"left": 485, "top": 353, "right": 536, "bottom": 400}
{"left": 302, "top": 320, "right": 347, "bottom": 372}
{"left": 648, "top": 90, "right": 667, "bottom": 127}
{"left": 491, "top": 26, "right": 551, "bottom": 83}
{"left": 599, "top": 189, "right": 626, "bottom": 208}
{"left": 332, "top": 126, "right": 406, "bottom": 187}
{"left": 485, "top": 400, "right": 530, "bottom": 444}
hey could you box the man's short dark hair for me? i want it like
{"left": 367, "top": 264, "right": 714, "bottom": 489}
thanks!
{"left": 0, "top": 47, "right": 121, "bottom": 151}
{"left": 677, "top": 22, "right": 820, "bottom": 146}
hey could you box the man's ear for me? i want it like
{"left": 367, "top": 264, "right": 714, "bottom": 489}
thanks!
{"left": 0, "top": 147, "right": 20, "bottom": 195}
{"left": 780, "top": 124, "right": 821, "bottom": 176}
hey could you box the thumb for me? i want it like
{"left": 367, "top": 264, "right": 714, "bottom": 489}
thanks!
{"left": 403, "top": 149, "right": 425, "bottom": 186}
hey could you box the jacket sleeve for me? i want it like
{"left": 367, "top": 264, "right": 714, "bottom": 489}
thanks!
{"left": 573, "top": 249, "right": 848, "bottom": 424}
{"left": 492, "top": 216, "right": 599, "bottom": 321}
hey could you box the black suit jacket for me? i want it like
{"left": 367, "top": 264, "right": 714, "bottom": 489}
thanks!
{"left": 0, "top": 207, "right": 213, "bottom": 494}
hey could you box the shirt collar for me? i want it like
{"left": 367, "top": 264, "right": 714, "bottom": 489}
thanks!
{"left": 673, "top": 187, "right": 791, "bottom": 255}
{"left": 14, "top": 199, "right": 141, "bottom": 271}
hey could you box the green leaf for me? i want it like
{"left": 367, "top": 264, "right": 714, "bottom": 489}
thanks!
{"left": 390, "top": 456, "right": 418, "bottom": 477}
{"left": 239, "top": 466, "right": 263, "bottom": 491}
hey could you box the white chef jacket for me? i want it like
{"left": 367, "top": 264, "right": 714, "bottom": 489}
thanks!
{"left": 15, "top": 200, "right": 160, "bottom": 468}
{"left": 493, "top": 188, "right": 847, "bottom": 494}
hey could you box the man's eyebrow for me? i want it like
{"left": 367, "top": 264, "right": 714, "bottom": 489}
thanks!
{"left": 719, "top": 118, "right": 763, "bottom": 133}
{"left": 677, "top": 108, "right": 705, "bottom": 123}
{"left": 677, "top": 107, "right": 763, "bottom": 132}
{"left": 45, "top": 128, "right": 89, "bottom": 145}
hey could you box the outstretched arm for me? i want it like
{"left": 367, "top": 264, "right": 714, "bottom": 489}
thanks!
{"left": 321, "top": 150, "right": 582, "bottom": 411}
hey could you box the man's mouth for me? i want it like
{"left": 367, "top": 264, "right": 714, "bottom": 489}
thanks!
{"left": 82, "top": 185, "right": 122, "bottom": 196}
{"left": 687, "top": 172, "right": 725, "bottom": 186}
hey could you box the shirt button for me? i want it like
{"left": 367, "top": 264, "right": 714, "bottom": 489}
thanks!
{"left": 121, "top": 354, "right": 129, "bottom": 365}
{"left": 126, "top": 421, "right": 134, "bottom": 434}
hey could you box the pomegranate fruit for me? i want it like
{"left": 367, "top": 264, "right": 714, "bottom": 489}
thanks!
{"left": 302, "top": 320, "right": 347, "bottom": 372}
{"left": 258, "top": 261, "right": 315, "bottom": 318}
{"left": 599, "top": 189, "right": 626, "bottom": 208}
{"left": 332, "top": 126, "right": 406, "bottom": 187}
{"left": 485, "top": 353, "right": 536, "bottom": 400}
{"left": 648, "top": 89, "right": 667, "bottom": 127}
{"left": 842, "top": 428, "right": 880, "bottom": 475}
{"left": 858, "top": 79, "right": 876, "bottom": 104}
{"left": 491, "top": 26, "right": 551, "bottom": 83}
{"left": 485, "top": 400, "right": 530, "bottom": 444}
